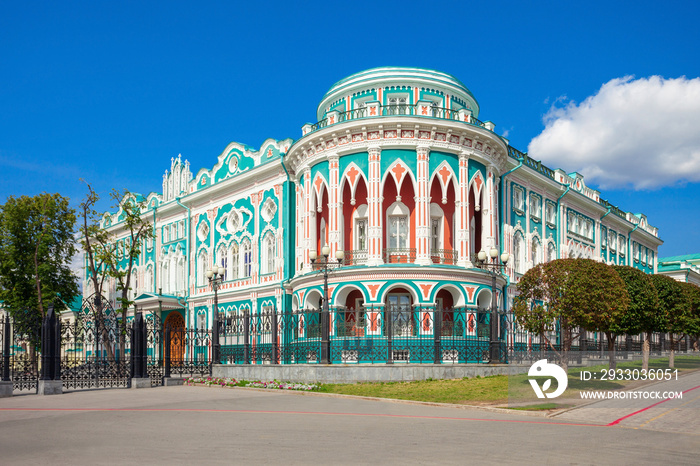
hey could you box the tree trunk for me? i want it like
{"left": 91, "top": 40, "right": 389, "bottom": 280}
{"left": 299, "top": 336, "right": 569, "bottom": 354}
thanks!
{"left": 606, "top": 332, "right": 617, "bottom": 370}
{"left": 642, "top": 332, "right": 650, "bottom": 371}
{"left": 669, "top": 334, "right": 675, "bottom": 369}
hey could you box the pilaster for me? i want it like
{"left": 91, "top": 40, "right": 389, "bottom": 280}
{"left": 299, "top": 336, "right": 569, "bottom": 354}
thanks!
{"left": 367, "top": 146, "right": 384, "bottom": 266}
{"left": 415, "top": 146, "right": 431, "bottom": 265}
{"left": 457, "top": 151, "right": 472, "bottom": 267}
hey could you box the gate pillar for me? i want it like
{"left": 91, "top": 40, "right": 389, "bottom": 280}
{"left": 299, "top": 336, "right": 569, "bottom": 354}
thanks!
{"left": 39, "top": 305, "right": 62, "bottom": 395}
{"left": 0, "top": 315, "right": 12, "bottom": 397}
{"left": 131, "top": 313, "right": 150, "bottom": 388}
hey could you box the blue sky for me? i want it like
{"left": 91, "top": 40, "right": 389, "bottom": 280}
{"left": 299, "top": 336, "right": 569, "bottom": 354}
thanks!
{"left": 1, "top": 1, "right": 699, "bottom": 257}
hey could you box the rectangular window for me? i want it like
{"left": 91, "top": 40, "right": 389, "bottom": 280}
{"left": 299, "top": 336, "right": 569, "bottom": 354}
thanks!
{"left": 545, "top": 202, "right": 555, "bottom": 224}
{"left": 513, "top": 187, "right": 524, "bottom": 211}
{"left": 356, "top": 219, "right": 367, "bottom": 250}
{"left": 244, "top": 251, "right": 252, "bottom": 277}
{"left": 431, "top": 218, "right": 440, "bottom": 251}
{"left": 388, "top": 216, "right": 408, "bottom": 249}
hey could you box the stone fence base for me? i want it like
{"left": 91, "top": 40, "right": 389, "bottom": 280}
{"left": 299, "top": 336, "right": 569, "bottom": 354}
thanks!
{"left": 213, "top": 364, "right": 530, "bottom": 384}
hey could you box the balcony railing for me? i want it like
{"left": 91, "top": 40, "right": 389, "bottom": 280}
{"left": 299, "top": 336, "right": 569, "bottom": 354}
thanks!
{"left": 430, "top": 249, "right": 458, "bottom": 265}
{"left": 343, "top": 249, "right": 368, "bottom": 266}
{"left": 384, "top": 248, "right": 417, "bottom": 264}
{"left": 343, "top": 248, "right": 458, "bottom": 265}
{"left": 307, "top": 104, "right": 489, "bottom": 135}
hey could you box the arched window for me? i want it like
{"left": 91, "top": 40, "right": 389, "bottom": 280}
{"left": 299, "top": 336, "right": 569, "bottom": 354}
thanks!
{"left": 262, "top": 232, "right": 276, "bottom": 275}
{"left": 177, "top": 257, "right": 185, "bottom": 292}
{"left": 197, "top": 250, "right": 208, "bottom": 287}
{"left": 229, "top": 242, "right": 239, "bottom": 280}
{"left": 513, "top": 232, "right": 525, "bottom": 274}
{"left": 547, "top": 242, "right": 556, "bottom": 262}
{"left": 386, "top": 202, "right": 409, "bottom": 250}
{"left": 531, "top": 238, "right": 541, "bottom": 266}
{"left": 354, "top": 204, "right": 368, "bottom": 251}
{"left": 161, "top": 261, "right": 169, "bottom": 293}
{"left": 145, "top": 265, "right": 153, "bottom": 293}
{"left": 217, "top": 245, "right": 228, "bottom": 281}
{"left": 241, "top": 239, "right": 252, "bottom": 278}
{"left": 430, "top": 203, "right": 444, "bottom": 252}
{"left": 131, "top": 269, "right": 138, "bottom": 301}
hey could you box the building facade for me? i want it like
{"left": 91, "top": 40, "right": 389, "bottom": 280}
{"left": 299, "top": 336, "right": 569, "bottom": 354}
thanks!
{"left": 89, "top": 67, "right": 663, "bottom": 363}
{"left": 658, "top": 254, "right": 700, "bottom": 286}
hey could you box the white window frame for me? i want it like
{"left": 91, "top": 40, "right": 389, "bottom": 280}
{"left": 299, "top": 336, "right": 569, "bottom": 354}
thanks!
{"left": 354, "top": 204, "right": 368, "bottom": 251}
{"left": 386, "top": 202, "right": 410, "bottom": 250}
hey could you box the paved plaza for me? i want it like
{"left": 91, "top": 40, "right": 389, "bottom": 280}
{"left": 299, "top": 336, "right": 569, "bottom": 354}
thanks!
{"left": 1, "top": 375, "right": 699, "bottom": 465}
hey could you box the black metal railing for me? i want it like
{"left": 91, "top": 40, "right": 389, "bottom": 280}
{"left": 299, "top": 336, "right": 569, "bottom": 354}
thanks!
{"left": 220, "top": 306, "right": 496, "bottom": 365}
{"left": 343, "top": 249, "right": 368, "bottom": 266}
{"left": 430, "top": 249, "right": 458, "bottom": 265}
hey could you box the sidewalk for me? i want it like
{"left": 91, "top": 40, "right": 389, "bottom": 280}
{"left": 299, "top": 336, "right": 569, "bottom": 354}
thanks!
{"left": 552, "top": 368, "right": 700, "bottom": 434}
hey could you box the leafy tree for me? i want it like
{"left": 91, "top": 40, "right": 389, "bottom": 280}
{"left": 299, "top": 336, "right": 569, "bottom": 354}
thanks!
{"left": 514, "top": 259, "right": 629, "bottom": 370}
{"left": 79, "top": 183, "right": 116, "bottom": 356}
{"left": 0, "top": 193, "right": 79, "bottom": 351}
{"left": 650, "top": 275, "right": 693, "bottom": 368}
{"left": 78, "top": 183, "right": 153, "bottom": 356}
{"left": 678, "top": 282, "right": 700, "bottom": 353}
{"left": 559, "top": 259, "right": 629, "bottom": 370}
{"left": 102, "top": 189, "right": 154, "bottom": 353}
{"left": 612, "top": 265, "right": 661, "bottom": 370}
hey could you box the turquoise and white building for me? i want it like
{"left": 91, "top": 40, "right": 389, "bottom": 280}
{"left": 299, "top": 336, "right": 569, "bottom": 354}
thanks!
{"left": 658, "top": 254, "right": 700, "bottom": 286}
{"left": 89, "top": 67, "right": 663, "bottom": 361}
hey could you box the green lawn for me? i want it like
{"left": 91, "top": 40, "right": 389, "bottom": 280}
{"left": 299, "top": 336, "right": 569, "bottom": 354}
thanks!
{"left": 316, "top": 356, "right": 700, "bottom": 406}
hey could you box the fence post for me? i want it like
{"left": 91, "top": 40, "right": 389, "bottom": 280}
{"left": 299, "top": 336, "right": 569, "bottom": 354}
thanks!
{"left": 386, "top": 306, "right": 393, "bottom": 365}
{"left": 433, "top": 307, "right": 441, "bottom": 364}
{"left": 0, "top": 315, "right": 12, "bottom": 397}
{"left": 271, "top": 310, "right": 278, "bottom": 365}
{"left": 163, "top": 325, "right": 171, "bottom": 379}
{"left": 53, "top": 314, "right": 61, "bottom": 382}
{"left": 2, "top": 315, "right": 10, "bottom": 381}
{"left": 243, "top": 310, "right": 250, "bottom": 364}
{"left": 320, "top": 308, "right": 330, "bottom": 364}
{"left": 39, "top": 305, "right": 62, "bottom": 395}
{"left": 130, "top": 313, "right": 149, "bottom": 388}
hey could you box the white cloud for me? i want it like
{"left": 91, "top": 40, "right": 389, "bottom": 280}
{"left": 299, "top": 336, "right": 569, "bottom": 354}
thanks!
{"left": 528, "top": 76, "right": 700, "bottom": 189}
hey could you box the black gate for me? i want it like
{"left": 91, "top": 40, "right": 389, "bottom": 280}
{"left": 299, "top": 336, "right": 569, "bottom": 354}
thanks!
{"left": 1, "top": 302, "right": 213, "bottom": 393}
{"left": 145, "top": 313, "right": 213, "bottom": 386}
{"left": 61, "top": 295, "right": 131, "bottom": 390}
{"left": 1, "top": 314, "right": 40, "bottom": 392}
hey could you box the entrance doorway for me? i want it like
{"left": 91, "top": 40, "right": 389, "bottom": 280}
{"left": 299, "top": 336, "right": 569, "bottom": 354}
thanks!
{"left": 164, "top": 312, "right": 185, "bottom": 361}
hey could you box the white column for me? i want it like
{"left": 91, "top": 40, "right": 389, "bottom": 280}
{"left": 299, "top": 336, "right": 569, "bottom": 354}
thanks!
{"left": 457, "top": 151, "right": 471, "bottom": 267}
{"left": 301, "top": 168, "right": 313, "bottom": 273}
{"left": 415, "top": 145, "right": 431, "bottom": 265}
{"left": 328, "top": 154, "right": 340, "bottom": 259}
{"left": 367, "top": 146, "right": 383, "bottom": 266}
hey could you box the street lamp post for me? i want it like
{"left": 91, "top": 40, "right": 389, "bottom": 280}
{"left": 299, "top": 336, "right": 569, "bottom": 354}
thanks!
{"left": 310, "top": 245, "right": 344, "bottom": 364}
{"left": 475, "top": 247, "right": 510, "bottom": 363}
{"left": 206, "top": 266, "right": 225, "bottom": 364}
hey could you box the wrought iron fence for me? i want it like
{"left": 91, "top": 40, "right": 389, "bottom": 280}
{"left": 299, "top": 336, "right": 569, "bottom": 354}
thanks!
{"left": 220, "top": 306, "right": 496, "bottom": 365}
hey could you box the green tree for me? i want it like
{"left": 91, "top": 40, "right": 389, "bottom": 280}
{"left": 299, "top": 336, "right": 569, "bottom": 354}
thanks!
{"left": 514, "top": 259, "right": 629, "bottom": 370}
{"left": 567, "top": 260, "right": 630, "bottom": 370}
{"left": 678, "top": 282, "right": 700, "bottom": 353}
{"left": 650, "top": 275, "right": 693, "bottom": 368}
{"left": 0, "top": 193, "right": 79, "bottom": 350}
{"left": 612, "top": 266, "right": 661, "bottom": 370}
{"left": 102, "top": 189, "right": 154, "bottom": 354}
{"left": 78, "top": 183, "right": 154, "bottom": 356}
{"left": 79, "top": 183, "right": 116, "bottom": 356}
